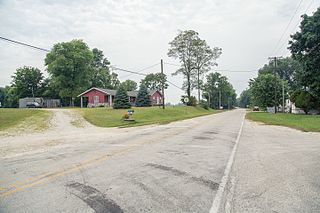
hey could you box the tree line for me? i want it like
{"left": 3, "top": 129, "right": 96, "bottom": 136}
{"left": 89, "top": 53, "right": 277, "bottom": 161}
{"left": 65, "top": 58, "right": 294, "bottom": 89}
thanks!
{"left": 239, "top": 8, "right": 320, "bottom": 114}
{"left": 0, "top": 40, "right": 166, "bottom": 108}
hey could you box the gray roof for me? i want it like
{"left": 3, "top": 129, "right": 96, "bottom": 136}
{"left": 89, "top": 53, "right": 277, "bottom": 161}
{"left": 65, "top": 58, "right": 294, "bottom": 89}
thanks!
{"left": 78, "top": 87, "right": 161, "bottom": 97}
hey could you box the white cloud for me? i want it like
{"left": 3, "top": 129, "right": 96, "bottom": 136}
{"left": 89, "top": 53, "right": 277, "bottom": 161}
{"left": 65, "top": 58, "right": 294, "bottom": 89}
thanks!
{"left": 0, "top": 0, "right": 318, "bottom": 103}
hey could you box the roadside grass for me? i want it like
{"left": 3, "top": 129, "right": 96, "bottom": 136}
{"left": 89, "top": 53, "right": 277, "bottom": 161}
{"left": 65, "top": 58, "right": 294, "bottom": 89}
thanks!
{"left": 0, "top": 108, "right": 51, "bottom": 132}
{"left": 246, "top": 112, "right": 320, "bottom": 132}
{"left": 78, "top": 106, "right": 219, "bottom": 128}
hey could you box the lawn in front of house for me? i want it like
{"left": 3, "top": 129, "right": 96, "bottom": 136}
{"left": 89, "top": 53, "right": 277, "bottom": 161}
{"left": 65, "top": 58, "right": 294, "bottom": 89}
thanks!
{"left": 246, "top": 112, "right": 320, "bottom": 132}
{"left": 0, "top": 108, "right": 51, "bottom": 131}
{"left": 78, "top": 106, "right": 218, "bottom": 127}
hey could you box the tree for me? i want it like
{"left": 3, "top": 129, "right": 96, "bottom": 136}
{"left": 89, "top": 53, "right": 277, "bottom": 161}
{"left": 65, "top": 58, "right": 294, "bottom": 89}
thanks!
{"left": 110, "top": 72, "right": 120, "bottom": 89}
{"left": 289, "top": 8, "right": 320, "bottom": 101}
{"left": 203, "top": 72, "right": 236, "bottom": 109}
{"left": 238, "top": 89, "right": 251, "bottom": 108}
{"left": 168, "top": 30, "right": 222, "bottom": 102}
{"left": 168, "top": 30, "right": 199, "bottom": 100}
{"left": 192, "top": 40, "right": 222, "bottom": 102}
{"left": 90, "top": 48, "right": 112, "bottom": 88}
{"left": 120, "top": 80, "right": 137, "bottom": 91}
{"left": 11, "top": 66, "right": 44, "bottom": 98}
{"left": 135, "top": 84, "right": 151, "bottom": 107}
{"left": 0, "top": 87, "right": 5, "bottom": 107}
{"left": 141, "top": 73, "right": 168, "bottom": 91}
{"left": 45, "top": 39, "right": 93, "bottom": 106}
{"left": 258, "top": 57, "right": 302, "bottom": 92}
{"left": 249, "top": 73, "right": 288, "bottom": 110}
{"left": 113, "top": 85, "right": 131, "bottom": 109}
{"left": 290, "top": 90, "right": 318, "bottom": 114}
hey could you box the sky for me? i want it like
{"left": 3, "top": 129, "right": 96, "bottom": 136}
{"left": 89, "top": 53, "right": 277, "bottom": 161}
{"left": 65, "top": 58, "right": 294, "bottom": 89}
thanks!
{"left": 0, "top": 0, "right": 319, "bottom": 103}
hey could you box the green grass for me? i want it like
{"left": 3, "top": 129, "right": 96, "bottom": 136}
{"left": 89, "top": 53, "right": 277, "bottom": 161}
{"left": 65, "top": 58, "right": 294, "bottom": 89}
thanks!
{"left": 246, "top": 112, "right": 320, "bottom": 132}
{"left": 78, "top": 106, "right": 218, "bottom": 128}
{"left": 0, "top": 108, "right": 51, "bottom": 131}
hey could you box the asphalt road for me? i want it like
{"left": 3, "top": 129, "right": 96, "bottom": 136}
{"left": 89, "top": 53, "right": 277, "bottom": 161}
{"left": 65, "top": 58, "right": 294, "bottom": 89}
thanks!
{"left": 0, "top": 109, "right": 319, "bottom": 213}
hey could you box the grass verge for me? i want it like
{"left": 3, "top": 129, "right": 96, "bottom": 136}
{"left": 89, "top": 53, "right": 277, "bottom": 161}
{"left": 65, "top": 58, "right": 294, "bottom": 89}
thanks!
{"left": 0, "top": 108, "right": 51, "bottom": 132}
{"left": 246, "top": 112, "right": 320, "bottom": 132}
{"left": 78, "top": 106, "right": 218, "bottom": 128}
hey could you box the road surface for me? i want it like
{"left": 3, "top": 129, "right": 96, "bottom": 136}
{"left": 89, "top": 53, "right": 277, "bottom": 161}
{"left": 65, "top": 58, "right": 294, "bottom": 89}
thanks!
{"left": 0, "top": 109, "right": 319, "bottom": 213}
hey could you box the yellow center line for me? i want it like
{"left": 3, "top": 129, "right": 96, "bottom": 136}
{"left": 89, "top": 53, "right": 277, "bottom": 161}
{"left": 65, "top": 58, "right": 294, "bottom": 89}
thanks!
{"left": 1, "top": 115, "right": 215, "bottom": 198}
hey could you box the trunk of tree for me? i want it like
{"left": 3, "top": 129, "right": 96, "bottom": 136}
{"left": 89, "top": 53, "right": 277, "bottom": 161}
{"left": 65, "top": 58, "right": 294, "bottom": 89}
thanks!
{"left": 70, "top": 97, "right": 74, "bottom": 107}
{"left": 187, "top": 74, "right": 191, "bottom": 99}
{"left": 197, "top": 70, "right": 200, "bottom": 102}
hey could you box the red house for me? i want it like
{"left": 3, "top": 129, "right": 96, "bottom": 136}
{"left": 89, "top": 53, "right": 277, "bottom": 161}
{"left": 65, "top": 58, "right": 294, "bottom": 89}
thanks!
{"left": 77, "top": 87, "right": 163, "bottom": 107}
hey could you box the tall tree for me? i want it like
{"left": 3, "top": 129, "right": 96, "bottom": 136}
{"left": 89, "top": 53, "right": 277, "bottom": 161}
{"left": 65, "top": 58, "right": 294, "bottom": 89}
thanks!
{"left": 141, "top": 73, "right": 168, "bottom": 91}
{"left": 258, "top": 57, "right": 302, "bottom": 92}
{"left": 289, "top": 8, "right": 320, "bottom": 101}
{"left": 11, "top": 66, "right": 44, "bottom": 98}
{"left": 120, "top": 80, "right": 137, "bottom": 91}
{"left": 249, "top": 73, "right": 288, "bottom": 110}
{"left": 45, "top": 39, "right": 93, "bottom": 106}
{"left": 110, "top": 72, "right": 120, "bottom": 89}
{"left": 193, "top": 39, "right": 222, "bottom": 101}
{"left": 136, "top": 84, "right": 151, "bottom": 107}
{"left": 238, "top": 89, "right": 251, "bottom": 108}
{"left": 168, "top": 30, "right": 199, "bottom": 100}
{"left": 113, "top": 85, "right": 131, "bottom": 109}
{"left": 90, "top": 48, "right": 112, "bottom": 88}
{"left": 203, "top": 72, "right": 236, "bottom": 109}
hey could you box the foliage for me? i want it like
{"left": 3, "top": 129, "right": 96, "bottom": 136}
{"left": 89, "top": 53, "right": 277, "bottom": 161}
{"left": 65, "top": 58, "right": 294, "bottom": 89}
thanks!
{"left": 239, "top": 89, "right": 251, "bottom": 108}
{"left": 199, "top": 100, "right": 209, "bottom": 110}
{"left": 249, "top": 73, "right": 288, "bottom": 109}
{"left": 110, "top": 73, "right": 121, "bottom": 89}
{"left": 11, "top": 66, "right": 44, "bottom": 98}
{"left": 141, "top": 73, "right": 168, "bottom": 91}
{"left": 258, "top": 57, "right": 302, "bottom": 93}
{"left": 0, "top": 87, "right": 5, "bottom": 107}
{"left": 136, "top": 84, "right": 151, "bottom": 107}
{"left": 113, "top": 85, "right": 131, "bottom": 109}
{"left": 203, "top": 72, "right": 236, "bottom": 109}
{"left": 289, "top": 8, "right": 320, "bottom": 101}
{"left": 90, "top": 48, "right": 114, "bottom": 88}
{"left": 290, "top": 90, "right": 318, "bottom": 114}
{"left": 247, "top": 112, "right": 320, "bottom": 132}
{"left": 45, "top": 39, "right": 93, "bottom": 106}
{"left": 120, "top": 79, "right": 137, "bottom": 91}
{"left": 181, "top": 95, "right": 197, "bottom": 106}
{"left": 3, "top": 86, "right": 19, "bottom": 108}
{"left": 168, "top": 30, "right": 222, "bottom": 101}
{"left": 79, "top": 106, "right": 218, "bottom": 127}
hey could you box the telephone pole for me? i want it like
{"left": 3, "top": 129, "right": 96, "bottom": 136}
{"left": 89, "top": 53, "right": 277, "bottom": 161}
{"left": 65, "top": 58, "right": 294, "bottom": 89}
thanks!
{"left": 161, "top": 59, "right": 165, "bottom": 109}
{"left": 268, "top": 56, "right": 282, "bottom": 113}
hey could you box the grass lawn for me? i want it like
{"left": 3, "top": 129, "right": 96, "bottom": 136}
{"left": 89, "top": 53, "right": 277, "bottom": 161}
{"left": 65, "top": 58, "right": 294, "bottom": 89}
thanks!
{"left": 78, "top": 106, "right": 218, "bottom": 128}
{"left": 246, "top": 112, "right": 320, "bottom": 132}
{"left": 0, "top": 108, "right": 51, "bottom": 131}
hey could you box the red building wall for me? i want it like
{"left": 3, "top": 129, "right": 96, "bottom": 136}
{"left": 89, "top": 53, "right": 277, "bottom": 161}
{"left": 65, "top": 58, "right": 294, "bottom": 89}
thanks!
{"left": 83, "top": 89, "right": 106, "bottom": 104}
{"left": 150, "top": 91, "right": 163, "bottom": 105}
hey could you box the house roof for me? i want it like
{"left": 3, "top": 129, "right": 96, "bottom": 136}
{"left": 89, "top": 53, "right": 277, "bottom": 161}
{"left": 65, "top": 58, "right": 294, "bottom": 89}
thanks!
{"left": 78, "top": 87, "right": 162, "bottom": 98}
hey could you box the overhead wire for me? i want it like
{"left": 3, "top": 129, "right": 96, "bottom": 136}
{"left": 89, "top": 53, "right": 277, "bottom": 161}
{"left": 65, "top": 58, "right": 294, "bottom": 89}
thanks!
{"left": 0, "top": 36, "right": 50, "bottom": 52}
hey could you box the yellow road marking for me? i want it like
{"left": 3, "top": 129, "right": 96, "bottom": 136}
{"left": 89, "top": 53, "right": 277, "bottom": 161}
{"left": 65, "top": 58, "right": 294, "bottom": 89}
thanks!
{"left": 1, "top": 114, "right": 216, "bottom": 198}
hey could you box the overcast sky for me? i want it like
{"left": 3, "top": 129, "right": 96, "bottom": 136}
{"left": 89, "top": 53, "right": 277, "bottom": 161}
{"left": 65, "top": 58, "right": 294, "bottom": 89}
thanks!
{"left": 0, "top": 0, "right": 318, "bottom": 103}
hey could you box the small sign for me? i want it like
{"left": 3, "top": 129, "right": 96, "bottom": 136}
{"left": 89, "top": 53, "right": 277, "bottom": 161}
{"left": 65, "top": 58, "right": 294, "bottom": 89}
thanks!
{"left": 184, "top": 97, "right": 189, "bottom": 103}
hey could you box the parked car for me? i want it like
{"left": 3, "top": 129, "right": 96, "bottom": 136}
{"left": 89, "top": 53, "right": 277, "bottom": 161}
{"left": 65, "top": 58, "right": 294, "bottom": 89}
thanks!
{"left": 26, "top": 102, "right": 42, "bottom": 108}
{"left": 253, "top": 106, "right": 260, "bottom": 111}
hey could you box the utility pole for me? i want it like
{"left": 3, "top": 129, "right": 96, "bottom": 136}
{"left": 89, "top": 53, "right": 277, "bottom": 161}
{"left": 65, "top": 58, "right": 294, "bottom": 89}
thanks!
{"left": 219, "top": 90, "right": 221, "bottom": 109}
{"left": 282, "top": 81, "right": 285, "bottom": 112}
{"left": 268, "top": 56, "right": 282, "bottom": 113}
{"left": 161, "top": 59, "right": 165, "bottom": 109}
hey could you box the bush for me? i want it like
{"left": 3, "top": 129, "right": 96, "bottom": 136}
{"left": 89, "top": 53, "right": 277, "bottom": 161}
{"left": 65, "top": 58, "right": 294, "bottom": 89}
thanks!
{"left": 199, "top": 100, "right": 209, "bottom": 110}
{"left": 181, "top": 95, "right": 197, "bottom": 106}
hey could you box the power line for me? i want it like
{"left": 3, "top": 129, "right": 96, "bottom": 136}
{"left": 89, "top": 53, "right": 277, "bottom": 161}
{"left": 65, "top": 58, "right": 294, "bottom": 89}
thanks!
{"left": 118, "top": 62, "right": 160, "bottom": 79}
{"left": 270, "top": 0, "right": 304, "bottom": 55}
{"left": 164, "top": 62, "right": 257, "bottom": 72}
{"left": 275, "top": 0, "right": 316, "bottom": 55}
{"left": 0, "top": 36, "right": 50, "bottom": 52}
